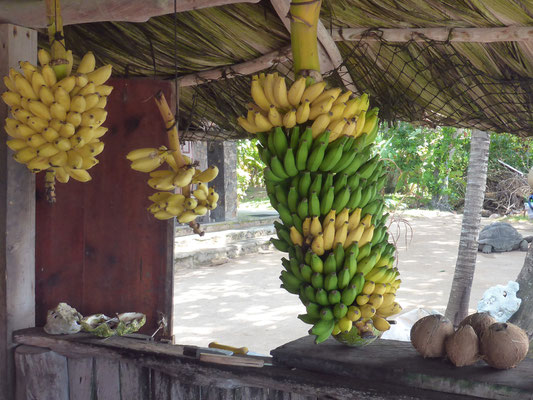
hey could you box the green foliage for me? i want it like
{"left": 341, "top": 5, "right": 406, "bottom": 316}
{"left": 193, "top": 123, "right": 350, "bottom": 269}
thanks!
{"left": 376, "top": 122, "right": 470, "bottom": 209}
{"left": 236, "top": 138, "right": 264, "bottom": 201}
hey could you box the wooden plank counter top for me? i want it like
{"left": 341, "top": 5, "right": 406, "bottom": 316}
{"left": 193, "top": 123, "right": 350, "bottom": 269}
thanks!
{"left": 271, "top": 335, "right": 533, "bottom": 400}
{"left": 13, "top": 328, "right": 516, "bottom": 399}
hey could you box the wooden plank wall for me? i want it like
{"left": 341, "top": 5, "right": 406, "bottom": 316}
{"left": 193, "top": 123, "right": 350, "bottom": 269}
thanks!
{"left": 35, "top": 78, "right": 175, "bottom": 333}
{"left": 0, "top": 24, "right": 37, "bottom": 400}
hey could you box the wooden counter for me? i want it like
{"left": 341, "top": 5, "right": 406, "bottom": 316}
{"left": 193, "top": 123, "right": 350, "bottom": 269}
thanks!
{"left": 14, "top": 327, "right": 529, "bottom": 400}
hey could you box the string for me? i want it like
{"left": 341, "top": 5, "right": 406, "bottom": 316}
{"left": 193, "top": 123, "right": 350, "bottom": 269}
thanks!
{"left": 174, "top": 0, "right": 180, "bottom": 136}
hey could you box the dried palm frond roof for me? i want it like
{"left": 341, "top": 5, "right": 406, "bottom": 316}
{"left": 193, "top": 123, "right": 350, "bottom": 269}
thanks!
{"left": 35, "top": 1, "right": 533, "bottom": 140}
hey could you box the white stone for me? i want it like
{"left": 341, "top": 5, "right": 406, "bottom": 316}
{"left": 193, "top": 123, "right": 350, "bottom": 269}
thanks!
{"left": 477, "top": 281, "right": 521, "bottom": 322}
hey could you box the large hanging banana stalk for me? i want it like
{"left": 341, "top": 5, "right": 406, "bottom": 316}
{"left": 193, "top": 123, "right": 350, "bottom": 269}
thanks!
{"left": 126, "top": 91, "right": 219, "bottom": 231}
{"left": 238, "top": 0, "right": 401, "bottom": 344}
{"left": 0, "top": 0, "right": 113, "bottom": 202}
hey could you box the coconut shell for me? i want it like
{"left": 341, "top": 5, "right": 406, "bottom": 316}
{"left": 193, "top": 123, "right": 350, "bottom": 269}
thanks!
{"left": 480, "top": 322, "right": 529, "bottom": 369}
{"left": 445, "top": 325, "right": 480, "bottom": 367}
{"left": 410, "top": 314, "right": 455, "bottom": 358}
{"left": 458, "top": 312, "right": 496, "bottom": 341}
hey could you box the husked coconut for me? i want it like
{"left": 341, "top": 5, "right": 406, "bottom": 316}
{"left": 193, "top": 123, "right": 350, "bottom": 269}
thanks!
{"left": 480, "top": 322, "right": 529, "bottom": 369}
{"left": 445, "top": 325, "right": 480, "bottom": 367}
{"left": 410, "top": 314, "right": 455, "bottom": 358}
{"left": 458, "top": 312, "right": 496, "bottom": 341}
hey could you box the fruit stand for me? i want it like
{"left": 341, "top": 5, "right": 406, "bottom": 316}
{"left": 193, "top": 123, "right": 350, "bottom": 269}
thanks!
{"left": 3, "top": 0, "right": 533, "bottom": 399}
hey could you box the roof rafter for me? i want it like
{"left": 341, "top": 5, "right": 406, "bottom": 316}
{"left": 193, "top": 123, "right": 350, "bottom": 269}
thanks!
{"left": 0, "top": 0, "right": 261, "bottom": 28}
{"left": 332, "top": 26, "right": 533, "bottom": 43}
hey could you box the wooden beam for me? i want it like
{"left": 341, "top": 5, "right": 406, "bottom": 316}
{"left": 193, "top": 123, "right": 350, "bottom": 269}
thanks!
{"left": 0, "top": 24, "right": 37, "bottom": 400}
{"left": 269, "top": 0, "right": 356, "bottom": 92}
{"left": 332, "top": 26, "right": 533, "bottom": 43}
{"left": 178, "top": 46, "right": 292, "bottom": 87}
{"left": 0, "top": 0, "right": 261, "bottom": 28}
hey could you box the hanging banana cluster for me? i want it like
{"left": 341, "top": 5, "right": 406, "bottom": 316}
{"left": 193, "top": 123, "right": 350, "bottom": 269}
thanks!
{"left": 1, "top": 49, "right": 112, "bottom": 183}
{"left": 126, "top": 147, "right": 219, "bottom": 223}
{"left": 238, "top": 74, "right": 402, "bottom": 344}
{"left": 237, "top": 72, "right": 376, "bottom": 141}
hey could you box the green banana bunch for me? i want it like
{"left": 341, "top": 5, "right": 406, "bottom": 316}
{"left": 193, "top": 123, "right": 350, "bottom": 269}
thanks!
{"left": 254, "top": 84, "right": 400, "bottom": 344}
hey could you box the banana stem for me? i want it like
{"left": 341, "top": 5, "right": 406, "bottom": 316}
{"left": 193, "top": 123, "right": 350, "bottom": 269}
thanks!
{"left": 153, "top": 90, "right": 190, "bottom": 197}
{"left": 45, "top": 0, "right": 68, "bottom": 79}
{"left": 45, "top": 170, "right": 57, "bottom": 204}
{"left": 289, "top": 0, "right": 322, "bottom": 80}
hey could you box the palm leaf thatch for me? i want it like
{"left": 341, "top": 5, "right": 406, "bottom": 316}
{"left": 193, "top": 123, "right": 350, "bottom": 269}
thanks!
{"left": 38, "top": 0, "right": 533, "bottom": 140}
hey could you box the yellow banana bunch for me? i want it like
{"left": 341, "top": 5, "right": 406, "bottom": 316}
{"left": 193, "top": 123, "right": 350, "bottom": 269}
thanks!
{"left": 1, "top": 48, "right": 113, "bottom": 186}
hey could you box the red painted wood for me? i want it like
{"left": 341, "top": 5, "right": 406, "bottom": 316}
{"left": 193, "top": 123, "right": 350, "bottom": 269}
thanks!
{"left": 36, "top": 78, "right": 173, "bottom": 332}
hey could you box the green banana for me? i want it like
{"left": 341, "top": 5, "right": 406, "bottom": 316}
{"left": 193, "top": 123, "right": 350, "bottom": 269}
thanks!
{"left": 357, "top": 254, "right": 379, "bottom": 276}
{"left": 275, "top": 185, "right": 288, "bottom": 207}
{"left": 283, "top": 148, "right": 298, "bottom": 177}
{"left": 324, "top": 253, "right": 337, "bottom": 275}
{"left": 300, "top": 264, "right": 313, "bottom": 282}
{"left": 376, "top": 173, "right": 387, "bottom": 192}
{"left": 310, "top": 253, "right": 324, "bottom": 273}
{"left": 271, "top": 156, "right": 289, "bottom": 179}
{"left": 315, "top": 288, "right": 330, "bottom": 306}
{"left": 280, "top": 270, "right": 301, "bottom": 294}
{"left": 333, "top": 173, "right": 348, "bottom": 195}
{"left": 319, "top": 142, "right": 344, "bottom": 171}
{"left": 344, "top": 251, "right": 357, "bottom": 278}
{"left": 356, "top": 243, "right": 372, "bottom": 262}
{"left": 298, "top": 313, "right": 319, "bottom": 325}
{"left": 324, "top": 272, "right": 338, "bottom": 291}
{"left": 350, "top": 272, "right": 365, "bottom": 295}
{"left": 273, "top": 127, "right": 288, "bottom": 159}
{"left": 362, "top": 199, "right": 380, "bottom": 217}
{"left": 311, "top": 272, "right": 324, "bottom": 289}
{"left": 306, "top": 302, "right": 321, "bottom": 319}
{"left": 358, "top": 186, "right": 373, "bottom": 209}
{"left": 306, "top": 142, "right": 327, "bottom": 172}
{"left": 297, "top": 198, "right": 309, "bottom": 220}
{"left": 341, "top": 284, "right": 358, "bottom": 306}
{"left": 321, "top": 173, "right": 334, "bottom": 197}
{"left": 287, "top": 186, "right": 299, "bottom": 213}
{"left": 304, "top": 284, "right": 317, "bottom": 303}
{"left": 256, "top": 132, "right": 268, "bottom": 147}
{"left": 289, "top": 258, "right": 304, "bottom": 280}
{"left": 341, "top": 148, "right": 370, "bottom": 175}
{"left": 320, "top": 307, "right": 334, "bottom": 320}
{"left": 311, "top": 130, "right": 330, "bottom": 151}
{"left": 331, "top": 187, "right": 351, "bottom": 212}
{"left": 309, "top": 191, "right": 320, "bottom": 217}
{"left": 328, "top": 290, "right": 341, "bottom": 304}
{"left": 358, "top": 157, "right": 379, "bottom": 180}
{"left": 305, "top": 249, "right": 313, "bottom": 265}
{"left": 277, "top": 202, "right": 293, "bottom": 226}
{"left": 295, "top": 140, "right": 309, "bottom": 171}
{"left": 267, "top": 130, "right": 276, "bottom": 156}
{"left": 292, "top": 213, "right": 303, "bottom": 235}
{"left": 333, "top": 243, "right": 345, "bottom": 269}
{"left": 337, "top": 267, "right": 351, "bottom": 290}
{"left": 346, "top": 186, "right": 362, "bottom": 210}
{"left": 290, "top": 126, "right": 300, "bottom": 149}
{"left": 276, "top": 227, "right": 292, "bottom": 247}
{"left": 312, "top": 319, "right": 335, "bottom": 344}
{"left": 294, "top": 245, "right": 305, "bottom": 264}
{"left": 309, "top": 174, "right": 322, "bottom": 196}
{"left": 320, "top": 186, "right": 334, "bottom": 216}
{"left": 299, "top": 127, "right": 313, "bottom": 151}
{"left": 345, "top": 243, "right": 359, "bottom": 260}
{"left": 331, "top": 151, "right": 357, "bottom": 174}
{"left": 333, "top": 303, "right": 348, "bottom": 319}
{"left": 271, "top": 238, "right": 289, "bottom": 252}
{"left": 264, "top": 167, "right": 284, "bottom": 183}
{"left": 347, "top": 174, "right": 360, "bottom": 191}
{"left": 298, "top": 171, "right": 311, "bottom": 198}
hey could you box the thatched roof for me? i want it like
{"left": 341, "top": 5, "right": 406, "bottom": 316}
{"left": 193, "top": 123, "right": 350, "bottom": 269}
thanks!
{"left": 38, "top": 1, "right": 533, "bottom": 140}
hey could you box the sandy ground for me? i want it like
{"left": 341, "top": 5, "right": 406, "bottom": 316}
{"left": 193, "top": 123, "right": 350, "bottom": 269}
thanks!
{"left": 172, "top": 210, "right": 533, "bottom": 355}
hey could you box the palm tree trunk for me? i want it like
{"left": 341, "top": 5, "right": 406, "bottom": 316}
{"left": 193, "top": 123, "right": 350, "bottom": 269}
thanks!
{"left": 445, "top": 129, "right": 491, "bottom": 326}
{"left": 509, "top": 242, "right": 533, "bottom": 338}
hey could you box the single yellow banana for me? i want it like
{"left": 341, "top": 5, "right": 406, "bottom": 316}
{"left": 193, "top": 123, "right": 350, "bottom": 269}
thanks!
{"left": 309, "top": 97, "right": 334, "bottom": 120}
{"left": 360, "top": 214, "right": 372, "bottom": 227}
{"left": 28, "top": 100, "right": 51, "bottom": 120}
{"left": 95, "top": 95, "right": 107, "bottom": 109}
{"left": 1, "top": 91, "right": 21, "bottom": 107}
{"left": 54, "top": 137, "right": 72, "bottom": 152}
{"left": 273, "top": 75, "right": 291, "bottom": 109}
{"left": 177, "top": 210, "right": 197, "bottom": 224}
{"left": 95, "top": 85, "right": 113, "bottom": 96}
{"left": 55, "top": 87, "right": 71, "bottom": 111}
{"left": 38, "top": 49, "right": 51, "bottom": 67}
{"left": 78, "top": 142, "right": 104, "bottom": 157}
{"left": 49, "top": 151, "right": 68, "bottom": 167}
{"left": 173, "top": 167, "right": 196, "bottom": 187}
{"left": 65, "top": 167, "right": 92, "bottom": 182}
{"left": 15, "top": 75, "right": 37, "bottom": 100}
{"left": 39, "top": 86, "right": 55, "bottom": 106}
{"left": 80, "top": 108, "right": 107, "bottom": 127}
{"left": 53, "top": 76, "right": 76, "bottom": 93}
{"left": 77, "top": 52, "right": 96, "bottom": 74}
{"left": 333, "top": 221, "right": 349, "bottom": 249}
{"left": 84, "top": 93, "right": 100, "bottom": 110}
{"left": 75, "top": 73, "right": 89, "bottom": 88}
{"left": 192, "top": 165, "right": 219, "bottom": 184}
{"left": 358, "top": 225, "right": 375, "bottom": 247}
{"left": 282, "top": 109, "right": 297, "bottom": 129}
{"left": 310, "top": 112, "right": 331, "bottom": 138}
{"left": 93, "top": 127, "right": 108, "bottom": 139}
{"left": 263, "top": 73, "right": 278, "bottom": 107}
{"left": 237, "top": 116, "right": 259, "bottom": 134}
{"left": 311, "top": 232, "right": 325, "bottom": 256}
{"left": 66, "top": 111, "right": 82, "bottom": 127}
{"left": 41, "top": 65, "right": 57, "bottom": 87}
{"left": 330, "top": 102, "right": 347, "bottom": 121}
{"left": 290, "top": 226, "right": 304, "bottom": 246}
{"left": 267, "top": 106, "right": 283, "bottom": 126}
{"left": 301, "top": 81, "right": 326, "bottom": 103}
{"left": 194, "top": 205, "right": 208, "bottom": 216}
{"left": 327, "top": 119, "right": 347, "bottom": 142}
{"left": 13, "top": 147, "right": 37, "bottom": 163}
{"left": 19, "top": 61, "right": 36, "bottom": 81}
{"left": 54, "top": 167, "right": 70, "bottom": 183}
{"left": 67, "top": 150, "right": 84, "bottom": 169}
{"left": 312, "top": 88, "right": 342, "bottom": 106}
{"left": 295, "top": 99, "right": 310, "bottom": 124}
{"left": 347, "top": 208, "right": 362, "bottom": 231}
{"left": 59, "top": 123, "right": 75, "bottom": 138}
{"left": 130, "top": 155, "right": 164, "bottom": 173}
{"left": 26, "top": 134, "right": 47, "bottom": 148}
{"left": 6, "top": 139, "right": 27, "bottom": 151}
{"left": 333, "top": 90, "right": 352, "bottom": 106}
{"left": 37, "top": 142, "right": 59, "bottom": 157}
{"left": 78, "top": 83, "right": 96, "bottom": 96}
{"left": 323, "top": 218, "right": 336, "bottom": 251}
{"left": 87, "top": 65, "right": 112, "bottom": 86}
{"left": 3, "top": 76, "right": 17, "bottom": 93}
{"left": 16, "top": 123, "right": 37, "bottom": 138}
{"left": 344, "top": 224, "right": 365, "bottom": 249}
{"left": 27, "top": 156, "right": 51, "bottom": 172}
{"left": 50, "top": 103, "right": 67, "bottom": 121}
{"left": 126, "top": 148, "right": 159, "bottom": 161}
{"left": 310, "top": 216, "right": 321, "bottom": 237}
{"left": 287, "top": 77, "right": 306, "bottom": 107}
{"left": 341, "top": 119, "right": 356, "bottom": 136}
{"left": 354, "top": 111, "right": 366, "bottom": 137}
{"left": 31, "top": 71, "right": 47, "bottom": 96}
{"left": 193, "top": 188, "right": 207, "bottom": 201}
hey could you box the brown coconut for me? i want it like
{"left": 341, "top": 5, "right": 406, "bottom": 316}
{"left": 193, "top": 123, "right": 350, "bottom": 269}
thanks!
{"left": 410, "top": 314, "right": 455, "bottom": 358}
{"left": 480, "top": 322, "right": 529, "bottom": 369}
{"left": 445, "top": 325, "right": 480, "bottom": 367}
{"left": 458, "top": 312, "right": 496, "bottom": 340}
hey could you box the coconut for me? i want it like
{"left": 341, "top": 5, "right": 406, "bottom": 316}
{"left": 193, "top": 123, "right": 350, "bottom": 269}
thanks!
{"left": 458, "top": 312, "right": 496, "bottom": 340}
{"left": 445, "top": 325, "right": 480, "bottom": 367}
{"left": 410, "top": 314, "right": 455, "bottom": 358}
{"left": 480, "top": 322, "right": 529, "bottom": 369}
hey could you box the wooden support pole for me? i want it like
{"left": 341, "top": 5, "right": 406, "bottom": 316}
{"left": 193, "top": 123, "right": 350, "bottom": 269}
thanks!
{"left": 331, "top": 26, "right": 533, "bottom": 43}
{"left": 0, "top": 0, "right": 261, "bottom": 28}
{"left": 0, "top": 24, "right": 37, "bottom": 400}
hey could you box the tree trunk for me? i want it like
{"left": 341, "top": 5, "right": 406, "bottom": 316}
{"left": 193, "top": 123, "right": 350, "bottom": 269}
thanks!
{"left": 445, "top": 129, "right": 491, "bottom": 326}
{"left": 508, "top": 243, "right": 533, "bottom": 338}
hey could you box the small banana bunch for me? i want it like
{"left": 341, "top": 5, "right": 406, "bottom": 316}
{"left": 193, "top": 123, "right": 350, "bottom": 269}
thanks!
{"left": 126, "top": 147, "right": 219, "bottom": 223}
{"left": 237, "top": 72, "right": 377, "bottom": 141}
{"left": 1, "top": 49, "right": 113, "bottom": 183}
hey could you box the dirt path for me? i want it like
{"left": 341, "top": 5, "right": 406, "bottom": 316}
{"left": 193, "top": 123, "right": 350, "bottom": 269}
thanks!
{"left": 172, "top": 210, "right": 532, "bottom": 355}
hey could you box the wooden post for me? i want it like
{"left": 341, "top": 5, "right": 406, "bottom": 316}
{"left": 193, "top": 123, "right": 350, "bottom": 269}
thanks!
{"left": 0, "top": 24, "right": 37, "bottom": 400}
